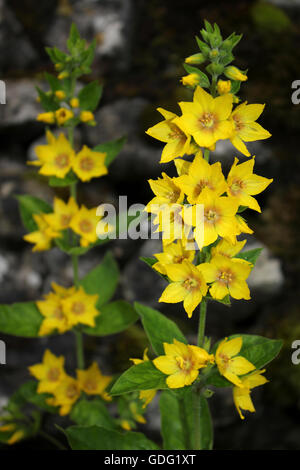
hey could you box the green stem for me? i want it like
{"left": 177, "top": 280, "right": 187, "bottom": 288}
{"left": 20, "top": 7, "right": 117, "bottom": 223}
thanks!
{"left": 204, "top": 148, "right": 210, "bottom": 162}
{"left": 197, "top": 300, "right": 207, "bottom": 348}
{"left": 179, "top": 397, "right": 191, "bottom": 450}
{"left": 69, "top": 178, "right": 85, "bottom": 369}
{"left": 192, "top": 386, "right": 202, "bottom": 450}
{"left": 39, "top": 430, "right": 67, "bottom": 450}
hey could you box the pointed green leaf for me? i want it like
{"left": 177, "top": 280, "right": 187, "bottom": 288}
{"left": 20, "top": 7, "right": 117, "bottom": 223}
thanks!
{"left": 235, "top": 248, "right": 263, "bottom": 265}
{"left": 134, "top": 302, "right": 187, "bottom": 356}
{"left": 94, "top": 136, "right": 127, "bottom": 167}
{"left": 111, "top": 361, "right": 167, "bottom": 396}
{"left": 83, "top": 301, "right": 138, "bottom": 336}
{"left": 0, "top": 302, "right": 42, "bottom": 338}
{"left": 80, "top": 252, "right": 119, "bottom": 308}
{"left": 78, "top": 81, "right": 103, "bottom": 111}
{"left": 64, "top": 425, "right": 159, "bottom": 450}
{"left": 17, "top": 195, "right": 52, "bottom": 232}
{"left": 70, "top": 399, "right": 117, "bottom": 429}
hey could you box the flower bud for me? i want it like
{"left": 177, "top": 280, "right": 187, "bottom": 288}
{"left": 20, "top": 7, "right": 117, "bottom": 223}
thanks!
{"left": 217, "top": 80, "right": 231, "bottom": 95}
{"left": 55, "top": 90, "right": 66, "bottom": 101}
{"left": 181, "top": 73, "right": 201, "bottom": 87}
{"left": 70, "top": 97, "right": 80, "bottom": 108}
{"left": 224, "top": 66, "right": 247, "bottom": 82}
{"left": 185, "top": 53, "right": 205, "bottom": 65}
{"left": 80, "top": 110, "right": 95, "bottom": 123}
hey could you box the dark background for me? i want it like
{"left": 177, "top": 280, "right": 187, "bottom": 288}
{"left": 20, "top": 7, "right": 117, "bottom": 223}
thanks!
{"left": 0, "top": 0, "right": 299, "bottom": 450}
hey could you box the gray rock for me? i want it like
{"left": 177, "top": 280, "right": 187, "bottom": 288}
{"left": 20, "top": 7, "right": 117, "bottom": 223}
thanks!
{"left": 85, "top": 98, "right": 161, "bottom": 180}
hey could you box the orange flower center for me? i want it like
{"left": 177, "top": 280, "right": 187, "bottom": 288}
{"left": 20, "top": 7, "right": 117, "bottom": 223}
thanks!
{"left": 199, "top": 112, "right": 217, "bottom": 130}
{"left": 71, "top": 301, "right": 85, "bottom": 315}
{"left": 230, "top": 179, "right": 245, "bottom": 195}
{"left": 194, "top": 179, "right": 212, "bottom": 198}
{"left": 204, "top": 207, "right": 219, "bottom": 224}
{"left": 217, "top": 269, "right": 234, "bottom": 286}
{"left": 53, "top": 306, "right": 64, "bottom": 320}
{"left": 79, "top": 156, "right": 95, "bottom": 172}
{"left": 47, "top": 367, "right": 60, "bottom": 382}
{"left": 66, "top": 384, "right": 78, "bottom": 399}
{"left": 175, "top": 354, "right": 193, "bottom": 373}
{"left": 60, "top": 214, "right": 71, "bottom": 227}
{"left": 84, "top": 379, "right": 97, "bottom": 392}
{"left": 55, "top": 153, "right": 69, "bottom": 168}
{"left": 79, "top": 219, "right": 93, "bottom": 233}
{"left": 183, "top": 276, "right": 198, "bottom": 292}
{"left": 166, "top": 189, "right": 181, "bottom": 203}
{"left": 233, "top": 114, "right": 244, "bottom": 131}
{"left": 169, "top": 123, "right": 185, "bottom": 141}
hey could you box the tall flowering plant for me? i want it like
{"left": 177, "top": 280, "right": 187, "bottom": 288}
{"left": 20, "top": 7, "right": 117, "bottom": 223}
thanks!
{"left": 0, "top": 25, "right": 151, "bottom": 449}
{"left": 110, "top": 21, "right": 282, "bottom": 450}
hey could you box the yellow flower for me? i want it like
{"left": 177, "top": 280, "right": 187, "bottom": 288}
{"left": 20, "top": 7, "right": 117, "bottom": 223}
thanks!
{"left": 181, "top": 73, "right": 200, "bottom": 87}
{"left": 233, "top": 369, "right": 268, "bottom": 419}
{"left": 215, "top": 337, "right": 256, "bottom": 387}
{"left": 47, "top": 375, "right": 80, "bottom": 416}
{"left": 77, "top": 362, "right": 112, "bottom": 400}
{"left": 69, "top": 205, "right": 100, "bottom": 247}
{"left": 80, "top": 111, "right": 95, "bottom": 123}
{"left": 146, "top": 108, "right": 193, "bottom": 164}
{"left": 130, "top": 349, "right": 156, "bottom": 408}
{"left": 217, "top": 80, "right": 231, "bottom": 95}
{"left": 176, "top": 152, "right": 228, "bottom": 204}
{"left": 61, "top": 286, "right": 99, "bottom": 328}
{"left": 153, "top": 238, "right": 195, "bottom": 275}
{"left": 28, "top": 349, "right": 66, "bottom": 394}
{"left": 159, "top": 260, "right": 208, "bottom": 318}
{"left": 184, "top": 188, "right": 239, "bottom": 249}
{"left": 37, "top": 112, "right": 55, "bottom": 124}
{"left": 49, "top": 282, "right": 77, "bottom": 299}
{"left": 37, "top": 292, "right": 70, "bottom": 336}
{"left": 227, "top": 157, "right": 273, "bottom": 212}
{"left": 153, "top": 339, "right": 214, "bottom": 388}
{"left": 200, "top": 254, "right": 252, "bottom": 300}
{"left": 32, "top": 131, "right": 75, "bottom": 178}
{"left": 210, "top": 238, "right": 249, "bottom": 263}
{"left": 23, "top": 214, "right": 61, "bottom": 252}
{"left": 235, "top": 214, "right": 253, "bottom": 236}
{"left": 43, "top": 197, "right": 78, "bottom": 232}
{"left": 229, "top": 102, "right": 271, "bottom": 157}
{"left": 70, "top": 97, "right": 80, "bottom": 108}
{"left": 72, "top": 146, "right": 108, "bottom": 182}
{"left": 146, "top": 173, "right": 184, "bottom": 212}
{"left": 174, "top": 86, "right": 233, "bottom": 149}
{"left": 152, "top": 203, "right": 191, "bottom": 244}
{"left": 55, "top": 107, "right": 74, "bottom": 126}
{"left": 224, "top": 66, "right": 247, "bottom": 82}
{"left": 174, "top": 158, "right": 192, "bottom": 176}
{"left": 55, "top": 90, "right": 66, "bottom": 101}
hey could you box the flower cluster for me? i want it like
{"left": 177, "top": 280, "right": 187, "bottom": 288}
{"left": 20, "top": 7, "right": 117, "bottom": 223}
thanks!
{"left": 29, "top": 350, "right": 112, "bottom": 416}
{"left": 23, "top": 196, "right": 113, "bottom": 251}
{"left": 151, "top": 338, "right": 267, "bottom": 420}
{"left": 36, "top": 283, "right": 99, "bottom": 336}
{"left": 28, "top": 131, "right": 107, "bottom": 182}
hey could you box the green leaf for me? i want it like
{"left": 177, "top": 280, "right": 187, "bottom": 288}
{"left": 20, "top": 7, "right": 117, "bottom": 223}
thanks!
{"left": 48, "top": 172, "right": 78, "bottom": 187}
{"left": 16, "top": 195, "right": 52, "bottom": 232}
{"left": 45, "top": 72, "right": 62, "bottom": 93}
{"left": 83, "top": 301, "right": 138, "bottom": 336}
{"left": 0, "top": 302, "right": 42, "bottom": 337}
{"left": 67, "top": 23, "right": 81, "bottom": 53}
{"left": 80, "top": 252, "right": 119, "bottom": 308}
{"left": 198, "top": 394, "right": 213, "bottom": 450}
{"left": 35, "top": 86, "right": 59, "bottom": 112}
{"left": 134, "top": 302, "right": 187, "bottom": 356}
{"left": 206, "top": 334, "right": 283, "bottom": 388}
{"left": 70, "top": 399, "right": 117, "bottom": 429}
{"left": 12, "top": 381, "right": 57, "bottom": 414}
{"left": 159, "top": 391, "right": 187, "bottom": 450}
{"left": 235, "top": 248, "right": 263, "bottom": 265}
{"left": 78, "top": 81, "right": 103, "bottom": 111}
{"left": 94, "top": 136, "right": 126, "bottom": 167}
{"left": 110, "top": 361, "right": 167, "bottom": 396}
{"left": 64, "top": 425, "right": 159, "bottom": 450}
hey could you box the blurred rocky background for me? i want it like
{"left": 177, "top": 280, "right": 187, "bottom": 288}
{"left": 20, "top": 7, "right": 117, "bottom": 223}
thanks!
{"left": 0, "top": 0, "right": 300, "bottom": 450}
